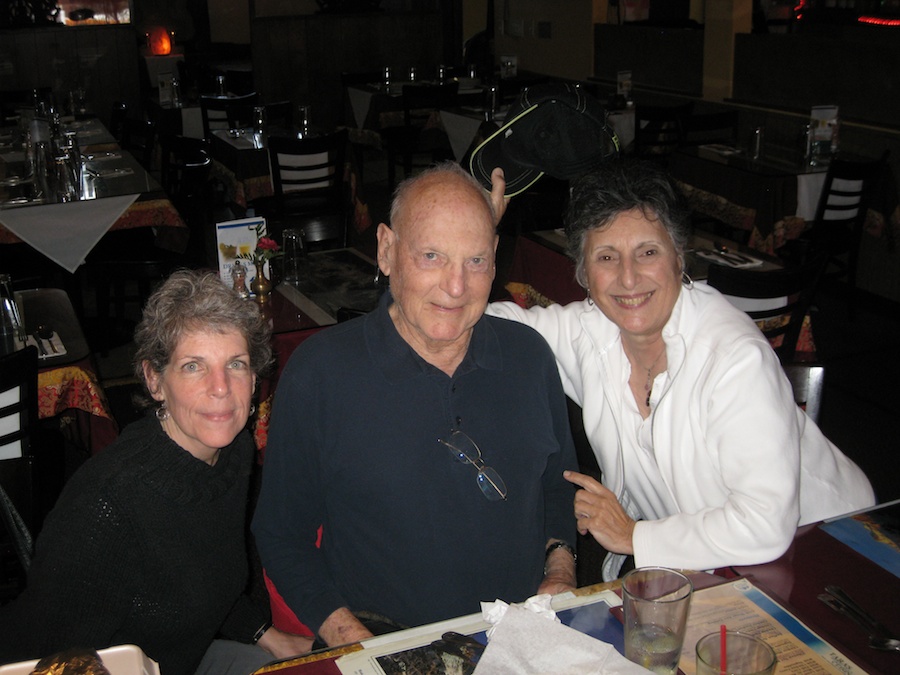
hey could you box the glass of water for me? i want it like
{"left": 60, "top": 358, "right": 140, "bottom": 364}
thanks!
{"left": 622, "top": 567, "right": 693, "bottom": 675}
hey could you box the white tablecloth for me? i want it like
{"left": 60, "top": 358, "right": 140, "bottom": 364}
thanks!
{"left": 0, "top": 194, "right": 139, "bottom": 273}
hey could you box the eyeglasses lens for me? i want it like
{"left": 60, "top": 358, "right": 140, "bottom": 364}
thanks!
{"left": 439, "top": 431, "right": 507, "bottom": 501}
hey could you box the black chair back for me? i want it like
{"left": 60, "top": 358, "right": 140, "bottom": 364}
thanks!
{"left": 200, "top": 92, "right": 259, "bottom": 139}
{"left": 634, "top": 102, "right": 693, "bottom": 162}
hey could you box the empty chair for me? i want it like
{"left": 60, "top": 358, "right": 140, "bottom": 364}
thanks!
{"left": 254, "top": 129, "right": 350, "bottom": 249}
{"left": 200, "top": 92, "right": 259, "bottom": 139}
{"left": 383, "top": 82, "right": 459, "bottom": 189}
{"left": 802, "top": 152, "right": 889, "bottom": 311}
{"left": 634, "top": 102, "right": 693, "bottom": 163}
{"left": 683, "top": 110, "right": 739, "bottom": 147}
{"left": 782, "top": 363, "right": 825, "bottom": 423}
{"left": 0, "top": 345, "right": 39, "bottom": 592}
{"left": 705, "top": 251, "right": 828, "bottom": 361}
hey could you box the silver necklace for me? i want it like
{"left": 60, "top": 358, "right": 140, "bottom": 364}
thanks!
{"left": 640, "top": 350, "right": 665, "bottom": 407}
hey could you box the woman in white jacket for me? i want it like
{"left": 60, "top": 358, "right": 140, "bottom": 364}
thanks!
{"left": 487, "top": 161, "right": 875, "bottom": 580}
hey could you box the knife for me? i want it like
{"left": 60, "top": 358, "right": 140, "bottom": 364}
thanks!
{"left": 32, "top": 332, "right": 47, "bottom": 356}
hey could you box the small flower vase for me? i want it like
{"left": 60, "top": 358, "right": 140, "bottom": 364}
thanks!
{"left": 251, "top": 261, "right": 272, "bottom": 304}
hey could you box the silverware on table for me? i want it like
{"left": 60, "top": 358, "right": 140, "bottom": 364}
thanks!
{"left": 32, "top": 331, "right": 47, "bottom": 356}
{"left": 818, "top": 585, "right": 900, "bottom": 651}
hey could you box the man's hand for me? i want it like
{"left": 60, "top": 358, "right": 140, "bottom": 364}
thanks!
{"left": 489, "top": 167, "right": 509, "bottom": 226}
{"left": 565, "top": 470, "right": 636, "bottom": 555}
{"left": 537, "top": 538, "right": 577, "bottom": 596}
{"left": 317, "top": 606, "right": 374, "bottom": 647}
{"left": 256, "top": 626, "right": 315, "bottom": 659}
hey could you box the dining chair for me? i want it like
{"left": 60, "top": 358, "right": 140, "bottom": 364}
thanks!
{"left": 634, "top": 102, "right": 694, "bottom": 164}
{"left": 682, "top": 110, "right": 739, "bottom": 148}
{"left": 200, "top": 92, "right": 259, "bottom": 140}
{"left": 0, "top": 345, "right": 39, "bottom": 593}
{"left": 781, "top": 363, "right": 825, "bottom": 424}
{"left": 383, "top": 82, "right": 459, "bottom": 189}
{"left": 801, "top": 152, "right": 889, "bottom": 314}
{"left": 705, "top": 251, "right": 828, "bottom": 362}
{"left": 254, "top": 129, "right": 350, "bottom": 250}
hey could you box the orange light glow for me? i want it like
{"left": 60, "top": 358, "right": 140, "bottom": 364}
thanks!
{"left": 148, "top": 27, "right": 172, "bottom": 56}
{"left": 858, "top": 15, "right": 900, "bottom": 26}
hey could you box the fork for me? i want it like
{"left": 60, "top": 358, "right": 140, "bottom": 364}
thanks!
{"left": 818, "top": 586, "right": 900, "bottom": 651}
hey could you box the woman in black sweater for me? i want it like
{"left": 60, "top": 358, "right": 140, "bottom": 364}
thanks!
{"left": 0, "top": 271, "right": 312, "bottom": 674}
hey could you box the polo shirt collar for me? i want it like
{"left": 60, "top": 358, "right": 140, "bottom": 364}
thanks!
{"left": 366, "top": 291, "right": 503, "bottom": 382}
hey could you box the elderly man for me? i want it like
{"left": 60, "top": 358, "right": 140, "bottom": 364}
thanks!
{"left": 252, "top": 162, "right": 577, "bottom": 647}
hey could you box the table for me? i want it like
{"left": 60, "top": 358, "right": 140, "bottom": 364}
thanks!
{"left": 669, "top": 146, "right": 828, "bottom": 255}
{"left": 15, "top": 288, "right": 118, "bottom": 454}
{"left": 252, "top": 503, "right": 899, "bottom": 674}
{"left": 730, "top": 500, "right": 900, "bottom": 675}
{"left": 0, "top": 118, "right": 186, "bottom": 273}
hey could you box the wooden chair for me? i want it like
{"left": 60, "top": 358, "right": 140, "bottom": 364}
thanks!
{"left": 706, "top": 251, "right": 828, "bottom": 361}
{"left": 634, "top": 102, "right": 693, "bottom": 163}
{"left": 802, "top": 152, "right": 889, "bottom": 312}
{"left": 200, "top": 92, "right": 259, "bottom": 139}
{"left": 781, "top": 363, "right": 825, "bottom": 424}
{"left": 0, "top": 346, "right": 39, "bottom": 597}
{"left": 683, "top": 110, "right": 739, "bottom": 147}
{"left": 383, "top": 82, "right": 459, "bottom": 189}
{"left": 254, "top": 129, "right": 350, "bottom": 250}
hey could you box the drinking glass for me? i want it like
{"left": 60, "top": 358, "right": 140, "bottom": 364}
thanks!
{"left": 281, "top": 228, "right": 305, "bottom": 285}
{"left": 253, "top": 106, "right": 267, "bottom": 134}
{"left": 53, "top": 154, "right": 79, "bottom": 202}
{"left": 408, "top": 66, "right": 417, "bottom": 83}
{"left": 622, "top": 567, "right": 693, "bottom": 675}
{"left": 1, "top": 298, "right": 18, "bottom": 356}
{"left": 382, "top": 66, "right": 392, "bottom": 89}
{"left": 216, "top": 74, "right": 227, "bottom": 97}
{"left": 696, "top": 631, "right": 776, "bottom": 675}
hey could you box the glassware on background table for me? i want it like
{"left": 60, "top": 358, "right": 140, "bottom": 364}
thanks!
{"left": 53, "top": 154, "right": 79, "bottom": 202}
{"left": 253, "top": 106, "right": 267, "bottom": 134}
{"left": 382, "top": 66, "right": 392, "bottom": 89}
{"left": 0, "top": 274, "right": 25, "bottom": 344}
{"left": 171, "top": 77, "right": 183, "bottom": 109}
{"left": 622, "top": 567, "right": 693, "bottom": 675}
{"left": 437, "top": 64, "right": 446, "bottom": 83}
{"left": 216, "top": 74, "right": 227, "bottom": 97}
{"left": 1, "top": 298, "right": 18, "bottom": 356}
{"left": 298, "top": 104, "right": 311, "bottom": 137}
{"left": 408, "top": 66, "right": 417, "bottom": 83}
{"left": 695, "top": 631, "right": 776, "bottom": 675}
{"left": 31, "top": 140, "right": 51, "bottom": 201}
{"left": 281, "top": 228, "right": 305, "bottom": 285}
{"left": 751, "top": 126, "right": 764, "bottom": 160}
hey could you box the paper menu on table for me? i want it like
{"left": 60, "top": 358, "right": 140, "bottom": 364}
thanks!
{"left": 678, "top": 578, "right": 864, "bottom": 675}
{"left": 215, "top": 217, "right": 269, "bottom": 289}
{"left": 810, "top": 105, "right": 839, "bottom": 145}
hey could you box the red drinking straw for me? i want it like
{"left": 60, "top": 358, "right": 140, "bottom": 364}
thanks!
{"left": 720, "top": 624, "right": 727, "bottom": 675}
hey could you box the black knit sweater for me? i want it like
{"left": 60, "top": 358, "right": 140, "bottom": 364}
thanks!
{"left": 0, "top": 415, "right": 268, "bottom": 675}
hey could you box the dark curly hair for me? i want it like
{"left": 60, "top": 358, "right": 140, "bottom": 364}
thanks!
{"left": 565, "top": 160, "right": 691, "bottom": 288}
{"left": 133, "top": 270, "right": 273, "bottom": 403}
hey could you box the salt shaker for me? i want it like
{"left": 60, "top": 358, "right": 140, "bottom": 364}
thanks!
{"left": 231, "top": 260, "right": 250, "bottom": 300}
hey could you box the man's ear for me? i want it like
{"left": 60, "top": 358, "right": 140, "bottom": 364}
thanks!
{"left": 376, "top": 222, "right": 396, "bottom": 276}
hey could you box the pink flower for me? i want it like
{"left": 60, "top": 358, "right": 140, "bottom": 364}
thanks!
{"left": 257, "top": 237, "right": 280, "bottom": 252}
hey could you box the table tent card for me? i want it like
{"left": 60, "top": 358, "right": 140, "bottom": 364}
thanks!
{"left": 216, "top": 216, "right": 269, "bottom": 291}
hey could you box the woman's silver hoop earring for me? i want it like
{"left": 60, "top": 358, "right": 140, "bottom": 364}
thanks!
{"left": 249, "top": 404, "right": 256, "bottom": 416}
{"left": 586, "top": 292, "right": 594, "bottom": 306}
{"left": 155, "top": 404, "right": 169, "bottom": 421}
{"left": 374, "top": 268, "right": 381, "bottom": 285}
{"left": 682, "top": 271, "right": 694, "bottom": 289}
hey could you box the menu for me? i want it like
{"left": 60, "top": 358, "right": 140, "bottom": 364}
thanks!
{"left": 215, "top": 216, "right": 269, "bottom": 289}
{"left": 820, "top": 499, "right": 900, "bottom": 578}
{"left": 678, "top": 578, "right": 864, "bottom": 675}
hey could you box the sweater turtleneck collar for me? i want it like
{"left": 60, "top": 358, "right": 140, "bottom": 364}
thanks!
{"left": 119, "top": 415, "right": 251, "bottom": 506}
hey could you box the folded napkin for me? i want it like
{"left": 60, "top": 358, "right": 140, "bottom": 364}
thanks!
{"left": 694, "top": 249, "right": 763, "bottom": 269}
{"left": 473, "top": 604, "right": 652, "bottom": 674}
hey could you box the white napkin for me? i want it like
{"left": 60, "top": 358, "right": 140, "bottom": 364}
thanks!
{"left": 473, "top": 604, "right": 652, "bottom": 675}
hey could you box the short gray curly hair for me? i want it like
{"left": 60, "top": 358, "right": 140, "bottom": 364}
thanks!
{"left": 133, "top": 270, "right": 273, "bottom": 397}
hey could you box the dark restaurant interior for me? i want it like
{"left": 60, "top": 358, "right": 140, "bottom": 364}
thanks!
{"left": 2, "top": 0, "right": 900, "bottom": 670}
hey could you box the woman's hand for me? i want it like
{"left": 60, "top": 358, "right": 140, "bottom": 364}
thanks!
{"left": 256, "top": 626, "right": 315, "bottom": 659}
{"left": 564, "top": 470, "right": 636, "bottom": 555}
{"left": 489, "top": 167, "right": 509, "bottom": 225}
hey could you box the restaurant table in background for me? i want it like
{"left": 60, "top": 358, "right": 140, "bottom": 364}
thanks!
{"left": 15, "top": 287, "right": 117, "bottom": 454}
{"left": 669, "top": 145, "right": 829, "bottom": 254}
{"left": 0, "top": 118, "right": 186, "bottom": 272}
